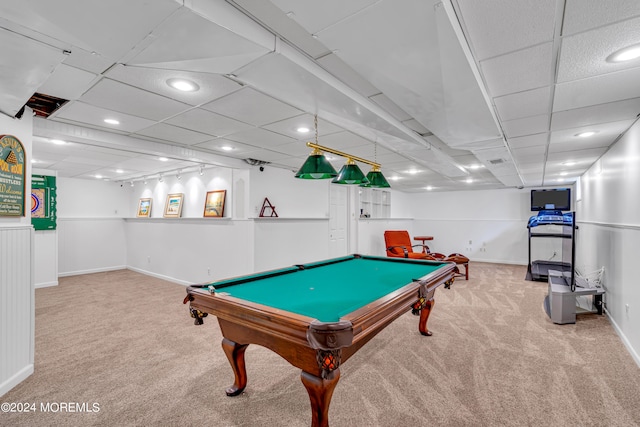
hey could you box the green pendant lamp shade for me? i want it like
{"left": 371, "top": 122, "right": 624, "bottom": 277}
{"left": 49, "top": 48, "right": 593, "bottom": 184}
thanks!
{"left": 361, "top": 165, "right": 391, "bottom": 188}
{"left": 295, "top": 149, "right": 338, "bottom": 179}
{"left": 332, "top": 159, "right": 370, "bottom": 185}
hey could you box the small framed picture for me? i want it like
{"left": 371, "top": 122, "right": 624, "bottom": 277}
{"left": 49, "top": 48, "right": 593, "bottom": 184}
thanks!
{"left": 164, "top": 193, "right": 184, "bottom": 218}
{"left": 203, "top": 190, "right": 226, "bottom": 217}
{"left": 137, "top": 198, "right": 152, "bottom": 218}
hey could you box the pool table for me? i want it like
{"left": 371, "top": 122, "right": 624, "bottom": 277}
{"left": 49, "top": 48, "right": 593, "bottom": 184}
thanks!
{"left": 184, "top": 254, "right": 455, "bottom": 427}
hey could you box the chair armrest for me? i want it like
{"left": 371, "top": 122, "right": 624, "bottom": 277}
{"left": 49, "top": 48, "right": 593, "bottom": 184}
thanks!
{"left": 387, "top": 245, "right": 409, "bottom": 257}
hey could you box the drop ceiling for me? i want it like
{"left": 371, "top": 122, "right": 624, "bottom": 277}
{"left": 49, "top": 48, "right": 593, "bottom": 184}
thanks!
{"left": 1, "top": 0, "right": 639, "bottom": 192}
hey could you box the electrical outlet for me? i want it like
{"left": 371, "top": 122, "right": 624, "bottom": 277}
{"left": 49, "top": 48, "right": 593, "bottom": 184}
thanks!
{"left": 207, "top": 267, "right": 211, "bottom": 276}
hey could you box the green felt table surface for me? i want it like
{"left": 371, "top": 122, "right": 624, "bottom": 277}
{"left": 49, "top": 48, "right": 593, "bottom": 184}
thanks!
{"left": 210, "top": 255, "right": 445, "bottom": 322}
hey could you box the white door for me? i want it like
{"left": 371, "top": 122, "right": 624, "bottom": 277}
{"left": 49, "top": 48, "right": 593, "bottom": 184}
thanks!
{"left": 329, "top": 185, "right": 348, "bottom": 256}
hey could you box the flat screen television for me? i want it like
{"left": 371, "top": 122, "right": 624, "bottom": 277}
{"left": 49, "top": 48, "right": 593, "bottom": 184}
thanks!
{"left": 531, "top": 188, "right": 571, "bottom": 211}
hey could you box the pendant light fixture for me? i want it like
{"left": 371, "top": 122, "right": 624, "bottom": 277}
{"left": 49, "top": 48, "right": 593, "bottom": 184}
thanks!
{"left": 294, "top": 116, "right": 390, "bottom": 187}
{"left": 295, "top": 115, "right": 338, "bottom": 179}
{"left": 332, "top": 158, "right": 369, "bottom": 185}
{"left": 360, "top": 140, "right": 390, "bottom": 188}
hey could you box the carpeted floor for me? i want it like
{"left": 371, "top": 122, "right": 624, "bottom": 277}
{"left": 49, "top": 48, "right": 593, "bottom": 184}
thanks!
{"left": 2, "top": 263, "right": 640, "bottom": 426}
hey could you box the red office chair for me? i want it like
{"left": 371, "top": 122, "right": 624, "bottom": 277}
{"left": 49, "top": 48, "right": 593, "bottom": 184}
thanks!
{"left": 384, "top": 230, "right": 469, "bottom": 280}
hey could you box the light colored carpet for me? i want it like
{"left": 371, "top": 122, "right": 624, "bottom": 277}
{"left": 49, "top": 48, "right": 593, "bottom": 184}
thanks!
{"left": 2, "top": 263, "right": 640, "bottom": 426}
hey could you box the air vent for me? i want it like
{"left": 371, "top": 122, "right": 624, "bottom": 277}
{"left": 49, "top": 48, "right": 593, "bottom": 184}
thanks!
{"left": 488, "top": 158, "right": 505, "bottom": 165}
{"left": 243, "top": 158, "right": 270, "bottom": 166}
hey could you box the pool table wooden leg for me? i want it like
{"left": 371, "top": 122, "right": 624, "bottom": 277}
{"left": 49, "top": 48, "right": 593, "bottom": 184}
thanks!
{"left": 301, "top": 369, "right": 340, "bottom": 427}
{"left": 418, "top": 298, "right": 435, "bottom": 336}
{"left": 221, "top": 338, "right": 249, "bottom": 396}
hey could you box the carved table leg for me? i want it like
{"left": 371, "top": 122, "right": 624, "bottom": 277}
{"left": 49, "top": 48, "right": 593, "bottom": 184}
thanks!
{"left": 300, "top": 369, "right": 340, "bottom": 427}
{"left": 221, "top": 338, "right": 249, "bottom": 396}
{"left": 418, "top": 298, "right": 435, "bottom": 336}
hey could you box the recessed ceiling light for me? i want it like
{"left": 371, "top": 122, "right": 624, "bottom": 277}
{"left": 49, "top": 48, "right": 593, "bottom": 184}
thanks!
{"left": 220, "top": 145, "right": 234, "bottom": 151}
{"left": 95, "top": 174, "right": 103, "bottom": 179}
{"left": 104, "top": 118, "right": 120, "bottom": 125}
{"left": 606, "top": 43, "right": 640, "bottom": 63}
{"left": 31, "top": 159, "right": 38, "bottom": 163}
{"left": 158, "top": 157, "right": 169, "bottom": 162}
{"left": 166, "top": 78, "right": 199, "bottom": 92}
{"left": 116, "top": 169, "right": 123, "bottom": 174}
{"left": 51, "top": 139, "right": 66, "bottom": 145}
{"left": 388, "top": 176, "right": 401, "bottom": 181}
{"left": 469, "top": 164, "right": 483, "bottom": 169}
{"left": 425, "top": 186, "right": 433, "bottom": 190}
{"left": 560, "top": 171, "right": 568, "bottom": 176}
{"left": 562, "top": 161, "right": 576, "bottom": 166}
{"left": 297, "top": 127, "right": 310, "bottom": 133}
{"left": 575, "top": 131, "right": 596, "bottom": 138}
{"left": 407, "top": 169, "right": 419, "bottom": 174}
{"left": 466, "top": 178, "right": 473, "bottom": 183}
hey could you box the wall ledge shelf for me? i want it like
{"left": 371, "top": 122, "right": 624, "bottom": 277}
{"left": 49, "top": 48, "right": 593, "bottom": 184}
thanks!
{"left": 358, "top": 218, "right": 413, "bottom": 221}
{"left": 251, "top": 217, "right": 329, "bottom": 221}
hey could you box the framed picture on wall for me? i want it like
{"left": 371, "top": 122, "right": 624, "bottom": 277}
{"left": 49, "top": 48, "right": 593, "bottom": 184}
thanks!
{"left": 203, "top": 190, "right": 226, "bottom": 217}
{"left": 164, "top": 193, "right": 184, "bottom": 218}
{"left": 137, "top": 198, "right": 152, "bottom": 217}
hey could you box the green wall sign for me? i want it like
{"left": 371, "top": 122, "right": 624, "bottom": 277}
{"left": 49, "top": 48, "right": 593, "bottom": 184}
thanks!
{"left": 0, "top": 134, "right": 26, "bottom": 216}
{"left": 31, "top": 175, "right": 57, "bottom": 230}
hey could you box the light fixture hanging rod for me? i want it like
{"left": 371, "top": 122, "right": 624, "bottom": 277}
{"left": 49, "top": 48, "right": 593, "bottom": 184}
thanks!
{"left": 306, "top": 142, "right": 380, "bottom": 168}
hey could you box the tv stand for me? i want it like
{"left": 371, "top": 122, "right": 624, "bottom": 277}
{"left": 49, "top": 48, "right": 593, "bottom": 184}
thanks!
{"left": 544, "top": 272, "right": 605, "bottom": 324}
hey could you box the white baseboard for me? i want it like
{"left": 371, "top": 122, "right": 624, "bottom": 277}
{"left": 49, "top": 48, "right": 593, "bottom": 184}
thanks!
{"left": 468, "top": 258, "right": 527, "bottom": 266}
{"left": 126, "top": 266, "right": 192, "bottom": 286}
{"left": 0, "top": 364, "right": 34, "bottom": 398}
{"left": 606, "top": 308, "right": 640, "bottom": 369}
{"left": 35, "top": 281, "right": 58, "bottom": 289}
{"left": 58, "top": 265, "right": 126, "bottom": 277}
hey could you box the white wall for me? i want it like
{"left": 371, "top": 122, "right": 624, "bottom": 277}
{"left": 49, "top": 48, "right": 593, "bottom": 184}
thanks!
{"left": 250, "top": 166, "right": 331, "bottom": 218}
{"left": 409, "top": 188, "right": 534, "bottom": 264}
{"left": 32, "top": 168, "right": 57, "bottom": 288}
{"left": 0, "top": 110, "right": 34, "bottom": 397}
{"left": 56, "top": 178, "right": 128, "bottom": 276}
{"left": 58, "top": 177, "right": 129, "bottom": 218}
{"left": 576, "top": 118, "right": 640, "bottom": 366}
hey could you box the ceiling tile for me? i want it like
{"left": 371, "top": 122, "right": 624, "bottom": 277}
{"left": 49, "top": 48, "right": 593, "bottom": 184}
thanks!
{"left": 133, "top": 123, "right": 213, "bottom": 145}
{"left": 494, "top": 86, "right": 551, "bottom": 122}
{"left": 37, "top": 63, "right": 97, "bottom": 100}
{"left": 480, "top": 43, "right": 554, "bottom": 97}
{"left": 502, "top": 115, "right": 549, "bottom": 138}
{"left": 551, "top": 98, "right": 640, "bottom": 131}
{"left": 53, "top": 101, "right": 156, "bottom": 133}
{"left": 202, "top": 88, "right": 303, "bottom": 126}
{"left": 224, "top": 128, "right": 296, "bottom": 148}
{"left": 563, "top": 0, "right": 640, "bottom": 36}
{"left": 126, "top": 7, "right": 270, "bottom": 74}
{"left": 105, "top": 64, "right": 242, "bottom": 106}
{"left": 79, "top": 79, "right": 191, "bottom": 121}
{"left": 507, "top": 133, "right": 549, "bottom": 149}
{"left": 194, "top": 139, "right": 260, "bottom": 155}
{"left": 165, "top": 108, "right": 254, "bottom": 137}
{"left": 262, "top": 114, "right": 343, "bottom": 139}
{"left": 549, "top": 119, "right": 634, "bottom": 148}
{"left": 270, "top": 0, "right": 379, "bottom": 35}
{"left": 553, "top": 67, "right": 640, "bottom": 111}
{"left": 546, "top": 147, "right": 607, "bottom": 162}
{"left": 455, "top": 0, "right": 557, "bottom": 60}
{"left": 557, "top": 16, "right": 640, "bottom": 82}
{"left": 0, "top": 0, "right": 181, "bottom": 61}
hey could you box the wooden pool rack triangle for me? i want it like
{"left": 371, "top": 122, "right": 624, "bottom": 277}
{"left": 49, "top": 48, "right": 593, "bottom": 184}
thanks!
{"left": 259, "top": 197, "right": 278, "bottom": 217}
